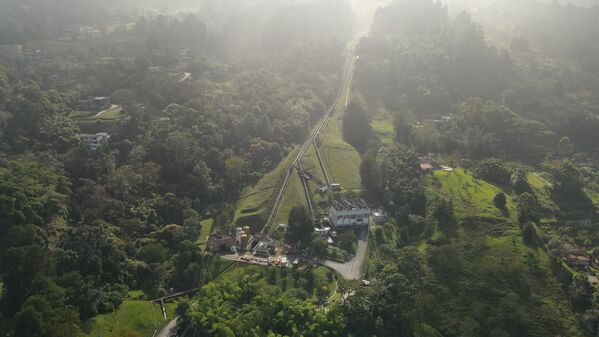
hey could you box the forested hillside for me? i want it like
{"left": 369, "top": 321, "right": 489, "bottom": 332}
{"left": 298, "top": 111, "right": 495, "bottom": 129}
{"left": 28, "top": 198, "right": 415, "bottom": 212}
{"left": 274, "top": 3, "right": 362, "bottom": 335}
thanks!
{"left": 2, "top": 0, "right": 599, "bottom": 336}
{"left": 349, "top": 0, "right": 599, "bottom": 336}
{"left": 0, "top": 1, "right": 352, "bottom": 335}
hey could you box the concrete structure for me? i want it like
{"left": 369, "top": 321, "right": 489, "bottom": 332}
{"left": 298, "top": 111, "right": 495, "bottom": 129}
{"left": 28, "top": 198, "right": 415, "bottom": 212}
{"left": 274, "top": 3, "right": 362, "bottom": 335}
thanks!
{"left": 206, "top": 235, "right": 237, "bottom": 253}
{"left": 254, "top": 237, "right": 275, "bottom": 257}
{"left": 80, "top": 132, "right": 110, "bottom": 150}
{"left": 329, "top": 198, "right": 371, "bottom": 227}
{"left": 315, "top": 227, "right": 331, "bottom": 236}
{"left": 373, "top": 211, "right": 386, "bottom": 225}
{"left": 77, "top": 97, "right": 111, "bottom": 111}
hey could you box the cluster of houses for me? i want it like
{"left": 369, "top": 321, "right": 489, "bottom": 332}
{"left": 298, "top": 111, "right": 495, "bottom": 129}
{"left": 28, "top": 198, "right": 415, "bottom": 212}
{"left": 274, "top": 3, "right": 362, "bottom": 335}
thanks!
{"left": 558, "top": 243, "right": 592, "bottom": 269}
{"left": 560, "top": 244, "right": 599, "bottom": 287}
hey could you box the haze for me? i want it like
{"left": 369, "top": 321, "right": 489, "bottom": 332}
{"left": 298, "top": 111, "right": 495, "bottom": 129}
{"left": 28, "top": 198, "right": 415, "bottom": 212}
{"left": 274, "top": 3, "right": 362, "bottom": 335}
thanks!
{"left": 1, "top": 1, "right": 599, "bottom": 337}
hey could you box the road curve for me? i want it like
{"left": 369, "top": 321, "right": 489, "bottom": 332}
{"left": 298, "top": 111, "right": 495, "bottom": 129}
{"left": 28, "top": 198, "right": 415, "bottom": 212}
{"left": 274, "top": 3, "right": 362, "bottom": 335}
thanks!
{"left": 324, "top": 226, "right": 369, "bottom": 280}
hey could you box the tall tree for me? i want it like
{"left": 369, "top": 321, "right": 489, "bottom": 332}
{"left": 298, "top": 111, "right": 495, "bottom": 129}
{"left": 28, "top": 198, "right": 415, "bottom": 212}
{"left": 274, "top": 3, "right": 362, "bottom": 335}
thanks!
{"left": 285, "top": 206, "right": 314, "bottom": 248}
{"left": 343, "top": 99, "right": 372, "bottom": 152}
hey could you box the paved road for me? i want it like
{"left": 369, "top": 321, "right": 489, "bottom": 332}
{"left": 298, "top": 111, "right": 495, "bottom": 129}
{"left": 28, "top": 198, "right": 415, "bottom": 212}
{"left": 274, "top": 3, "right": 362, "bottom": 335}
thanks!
{"left": 324, "top": 226, "right": 369, "bottom": 280}
{"left": 155, "top": 318, "right": 177, "bottom": 337}
{"left": 92, "top": 104, "right": 121, "bottom": 118}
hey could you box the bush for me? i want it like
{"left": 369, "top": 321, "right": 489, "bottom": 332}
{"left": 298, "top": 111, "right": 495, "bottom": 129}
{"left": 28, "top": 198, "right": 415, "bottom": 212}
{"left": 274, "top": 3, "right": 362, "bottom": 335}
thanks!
{"left": 521, "top": 223, "right": 538, "bottom": 247}
{"left": 493, "top": 192, "right": 507, "bottom": 209}
{"left": 475, "top": 159, "right": 511, "bottom": 185}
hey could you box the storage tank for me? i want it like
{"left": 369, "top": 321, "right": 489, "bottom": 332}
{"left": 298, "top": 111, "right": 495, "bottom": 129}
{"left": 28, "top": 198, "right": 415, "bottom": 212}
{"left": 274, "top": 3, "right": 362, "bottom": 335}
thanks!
{"left": 240, "top": 234, "right": 249, "bottom": 248}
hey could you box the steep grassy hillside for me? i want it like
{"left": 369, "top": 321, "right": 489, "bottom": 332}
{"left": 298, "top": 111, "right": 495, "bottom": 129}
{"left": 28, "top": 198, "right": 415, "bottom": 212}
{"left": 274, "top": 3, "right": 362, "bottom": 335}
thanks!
{"left": 427, "top": 168, "right": 518, "bottom": 221}
{"left": 414, "top": 168, "right": 585, "bottom": 336}
{"left": 233, "top": 147, "right": 300, "bottom": 231}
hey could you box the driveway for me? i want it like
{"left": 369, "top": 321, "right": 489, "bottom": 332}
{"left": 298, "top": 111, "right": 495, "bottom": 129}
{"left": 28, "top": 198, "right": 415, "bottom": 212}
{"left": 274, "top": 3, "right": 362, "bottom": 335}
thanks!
{"left": 324, "top": 226, "right": 369, "bottom": 280}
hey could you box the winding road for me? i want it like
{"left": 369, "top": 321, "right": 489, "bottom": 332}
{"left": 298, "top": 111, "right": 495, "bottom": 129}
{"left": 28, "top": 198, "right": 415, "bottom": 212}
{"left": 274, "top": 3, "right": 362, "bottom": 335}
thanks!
{"left": 324, "top": 226, "right": 369, "bottom": 280}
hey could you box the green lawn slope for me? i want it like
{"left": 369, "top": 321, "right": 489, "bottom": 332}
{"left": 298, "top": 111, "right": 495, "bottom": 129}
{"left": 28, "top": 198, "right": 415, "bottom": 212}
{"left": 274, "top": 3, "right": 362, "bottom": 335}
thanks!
{"left": 233, "top": 147, "right": 300, "bottom": 231}
{"left": 81, "top": 292, "right": 177, "bottom": 337}
{"left": 427, "top": 168, "right": 517, "bottom": 221}
{"left": 413, "top": 168, "right": 584, "bottom": 336}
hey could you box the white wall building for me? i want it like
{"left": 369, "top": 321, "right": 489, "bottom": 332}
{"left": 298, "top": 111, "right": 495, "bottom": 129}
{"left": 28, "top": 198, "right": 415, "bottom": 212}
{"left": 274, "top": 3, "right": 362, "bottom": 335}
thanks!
{"left": 329, "top": 198, "right": 371, "bottom": 227}
{"left": 80, "top": 132, "right": 110, "bottom": 150}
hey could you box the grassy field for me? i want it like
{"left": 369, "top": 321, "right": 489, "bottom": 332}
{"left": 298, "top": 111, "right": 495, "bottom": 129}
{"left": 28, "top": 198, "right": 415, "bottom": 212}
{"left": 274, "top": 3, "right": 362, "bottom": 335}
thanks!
{"left": 319, "top": 120, "right": 363, "bottom": 192}
{"left": 385, "top": 167, "right": 586, "bottom": 337}
{"left": 198, "top": 218, "right": 214, "bottom": 250}
{"left": 97, "top": 106, "right": 123, "bottom": 120}
{"left": 70, "top": 106, "right": 124, "bottom": 122}
{"left": 218, "top": 263, "right": 335, "bottom": 300}
{"left": 275, "top": 145, "right": 331, "bottom": 224}
{"left": 527, "top": 172, "right": 560, "bottom": 222}
{"left": 273, "top": 170, "right": 308, "bottom": 225}
{"left": 427, "top": 168, "right": 517, "bottom": 221}
{"left": 68, "top": 111, "right": 94, "bottom": 119}
{"left": 318, "top": 56, "right": 363, "bottom": 194}
{"left": 233, "top": 147, "right": 300, "bottom": 231}
{"left": 81, "top": 292, "right": 178, "bottom": 337}
{"left": 371, "top": 119, "right": 394, "bottom": 145}
{"left": 82, "top": 261, "right": 237, "bottom": 337}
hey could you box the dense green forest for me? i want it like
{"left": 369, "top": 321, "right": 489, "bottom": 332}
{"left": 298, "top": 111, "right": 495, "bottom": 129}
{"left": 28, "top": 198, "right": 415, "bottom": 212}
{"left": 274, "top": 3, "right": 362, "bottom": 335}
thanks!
{"left": 0, "top": 0, "right": 351, "bottom": 335}
{"left": 2, "top": 0, "right": 599, "bottom": 336}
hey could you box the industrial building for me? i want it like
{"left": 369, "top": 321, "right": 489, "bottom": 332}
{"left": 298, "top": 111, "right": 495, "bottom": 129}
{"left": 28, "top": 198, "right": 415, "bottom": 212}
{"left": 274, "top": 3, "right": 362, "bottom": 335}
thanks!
{"left": 329, "top": 198, "right": 371, "bottom": 227}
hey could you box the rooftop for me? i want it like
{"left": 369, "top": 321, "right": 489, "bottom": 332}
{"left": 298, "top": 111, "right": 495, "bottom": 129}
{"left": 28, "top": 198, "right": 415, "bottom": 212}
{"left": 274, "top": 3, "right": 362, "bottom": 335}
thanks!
{"left": 331, "top": 198, "right": 370, "bottom": 212}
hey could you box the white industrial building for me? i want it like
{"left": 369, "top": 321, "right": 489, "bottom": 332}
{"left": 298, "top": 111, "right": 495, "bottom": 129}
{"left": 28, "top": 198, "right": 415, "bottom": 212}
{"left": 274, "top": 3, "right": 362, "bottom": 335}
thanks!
{"left": 329, "top": 198, "right": 371, "bottom": 227}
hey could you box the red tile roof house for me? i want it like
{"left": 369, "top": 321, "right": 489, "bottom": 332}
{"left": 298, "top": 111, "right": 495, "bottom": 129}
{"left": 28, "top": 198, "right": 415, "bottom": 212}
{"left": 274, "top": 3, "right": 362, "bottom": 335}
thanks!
{"left": 565, "top": 253, "right": 590, "bottom": 267}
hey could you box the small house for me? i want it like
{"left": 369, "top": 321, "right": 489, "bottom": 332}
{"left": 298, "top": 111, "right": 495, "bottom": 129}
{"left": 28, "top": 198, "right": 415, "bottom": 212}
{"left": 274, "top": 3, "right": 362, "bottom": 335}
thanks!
{"left": 566, "top": 254, "right": 590, "bottom": 268}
